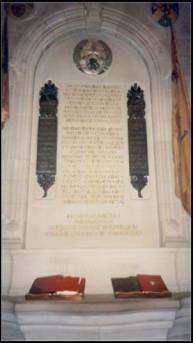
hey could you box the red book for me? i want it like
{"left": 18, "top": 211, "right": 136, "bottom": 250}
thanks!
{"left": 136, "top": 274, "right": 169, "bottom": 293}
{"left": 28, "top": 275, "right": 85, "bottom": 295}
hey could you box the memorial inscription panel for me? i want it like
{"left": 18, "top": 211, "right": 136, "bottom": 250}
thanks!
{"left": 127, "top": 83, "right": 149, "bottom": 198}
{"left": 60, "top": 85, "right": 125, "bottom": 204}
{"left": 128, "top": 120, "right": 148, "bottom": 176}
{"left": 36, "top": 81, "right": 58, "bottom": 198}
{"left": 27, "top": 83, "right": 159, "bottom": 248}
{"left": 37, "top": 118, "right": 57, "bottom": 174}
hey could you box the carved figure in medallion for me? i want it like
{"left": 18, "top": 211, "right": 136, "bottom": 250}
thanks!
{"left": 73, "top": 39, "right": 112, "bottom": 75}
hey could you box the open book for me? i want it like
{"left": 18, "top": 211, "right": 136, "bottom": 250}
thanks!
{"left": 25, "top": 275, "right": 86, "bottom": 301}
{"left": 112, "top": 274, "right": 172, "bottom": 298}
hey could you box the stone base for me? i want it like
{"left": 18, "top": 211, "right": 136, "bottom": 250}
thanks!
{"left": 1, "top": 298, "right": 25, "bottom": 341}
{"left": 1, "top": 294, "right": 191, "bottom": 341}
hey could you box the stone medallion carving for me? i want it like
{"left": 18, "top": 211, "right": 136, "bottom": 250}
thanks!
{"left": 7, "top": 3, "right": 35, "bottom": 21}
{"left": 73, "top": 39, "right": 112, "bottom": 75}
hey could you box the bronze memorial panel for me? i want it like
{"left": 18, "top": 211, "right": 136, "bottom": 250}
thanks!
{"left": 127, "top": 83, "right": 149, "bottom": 198}
{"left": 36, "top": 80, "right": 58, "bottom": 197}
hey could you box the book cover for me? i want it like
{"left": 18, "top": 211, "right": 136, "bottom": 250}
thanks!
{"left": 111, "top": 276, "right": 141, "bottom": 294}
{"left": 136, "top": 274, "right": 169, "bottom": 293}
{"left": 26, "top": 275, "right": 85, "bottom": 300}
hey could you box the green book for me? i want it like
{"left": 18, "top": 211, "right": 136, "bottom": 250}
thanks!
{"left": 111, "top": 276, "right": 141, "bottom": 294}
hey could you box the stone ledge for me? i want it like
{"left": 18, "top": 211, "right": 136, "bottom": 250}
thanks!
{"left": 1, "top": 294, "right": 191, "bottom": 341}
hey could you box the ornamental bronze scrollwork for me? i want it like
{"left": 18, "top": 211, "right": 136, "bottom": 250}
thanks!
{"left": 36, "top": 80, "right": 58, "bottom": 197}
{"left": 127, "top": 83, "right": 149, "bottom": 197}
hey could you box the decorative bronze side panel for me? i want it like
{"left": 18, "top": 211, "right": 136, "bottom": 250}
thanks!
{"left": 127, "top": 83, "right": 149, "bottom": 198}
{"left": 36, "top": 81, "right": 58, "bottom": 197}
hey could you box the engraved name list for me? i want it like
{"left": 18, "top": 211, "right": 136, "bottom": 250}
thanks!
{"left": 60, "top": 85, "right": 126, "bottom": 204}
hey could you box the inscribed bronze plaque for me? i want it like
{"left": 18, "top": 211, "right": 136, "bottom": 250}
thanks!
{"left": 36, "top": 81, "right": 58, "bottom": 197}
{"left": 36, "top": 118, "right": 57, "bottom": 173}
{"left": 127, "top": 83, "right": 149, "bottom": 198}
{"left": 128, "top": 118, "right": 148, "bottom": 176}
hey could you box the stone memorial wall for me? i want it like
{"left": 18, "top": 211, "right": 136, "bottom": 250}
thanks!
{"left": 26, "top": 75, "right": 159, "bottom": 249}
{"left": 2, "top": 3, "right": 190, "bottom": 297}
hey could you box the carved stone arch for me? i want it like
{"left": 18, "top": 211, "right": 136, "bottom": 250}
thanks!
{"left": 2, "top": 4, "right": 188, "bottom": 248}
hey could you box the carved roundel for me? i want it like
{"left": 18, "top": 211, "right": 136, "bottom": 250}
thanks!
{"left": 7, "top": 3, "right": 35, "bottom": 21}
{"left": 73, "top": 39, "right": 112, "bottom": 75}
